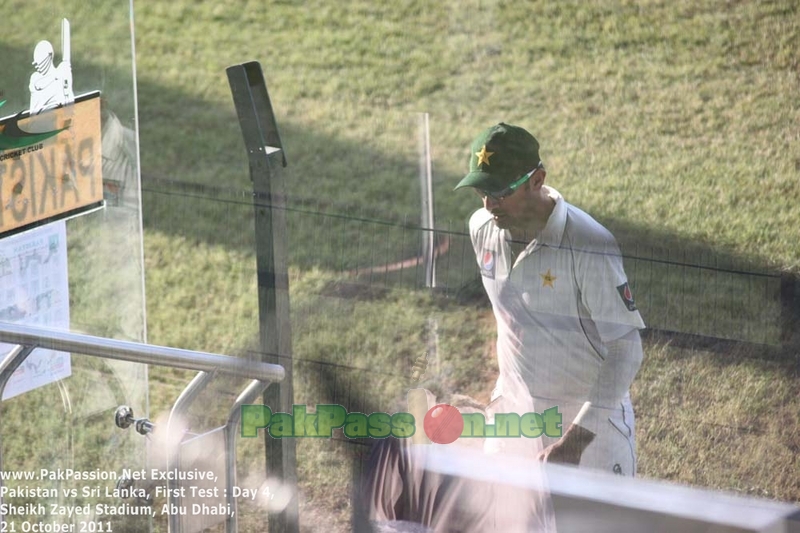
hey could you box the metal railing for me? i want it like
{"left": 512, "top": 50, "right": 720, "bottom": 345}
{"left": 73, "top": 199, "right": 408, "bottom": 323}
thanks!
{"left": 0, "top": 321, "right": 285, "bottom": 533}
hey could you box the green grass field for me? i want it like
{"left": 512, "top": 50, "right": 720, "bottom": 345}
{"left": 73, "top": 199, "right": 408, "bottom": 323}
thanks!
{"left": 133, "top": 0, "right": 800, "bottom": 523}
{"left": 2, "top": 0, "right": 799, "bottom": 531}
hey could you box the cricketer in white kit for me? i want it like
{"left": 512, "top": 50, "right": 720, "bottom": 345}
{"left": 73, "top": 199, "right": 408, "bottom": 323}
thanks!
{"left": 456, "top": 123, "right": 646, "bottom": 476}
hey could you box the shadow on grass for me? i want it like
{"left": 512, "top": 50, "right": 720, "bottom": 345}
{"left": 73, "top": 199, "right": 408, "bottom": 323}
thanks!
{"left": 3, "top": 36, "right": 794, "bottom": 354}
{"left": 131, "top": 59, "right": 797, "bottom": 356}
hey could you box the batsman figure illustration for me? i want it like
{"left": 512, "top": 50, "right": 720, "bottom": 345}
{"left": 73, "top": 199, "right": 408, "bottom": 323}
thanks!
{"left": 29, "top": 19, "right": 75, "bottom": 114}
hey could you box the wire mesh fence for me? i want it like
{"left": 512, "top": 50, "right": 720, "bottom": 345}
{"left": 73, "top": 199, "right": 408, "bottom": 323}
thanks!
{"left": 141, "top": 175, "right": 795, "bottom": 349}
{"left": 141, "top": 177, "right": 800, "bottom": 515}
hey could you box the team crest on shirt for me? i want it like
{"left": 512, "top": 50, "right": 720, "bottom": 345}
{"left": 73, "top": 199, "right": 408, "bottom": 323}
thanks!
{"left": 616, "top": 282, "right": 637, "bottom": 311}
{"left": 480, "top": 250, "right": 496, "bottom": 279}
{"left": 540, "top": 269, "right": 556, "bottom": 288}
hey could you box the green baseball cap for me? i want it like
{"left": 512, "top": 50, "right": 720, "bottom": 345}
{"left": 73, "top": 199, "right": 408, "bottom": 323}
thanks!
{"left": 454, "top": 123, "right": 541, "bottom": 193}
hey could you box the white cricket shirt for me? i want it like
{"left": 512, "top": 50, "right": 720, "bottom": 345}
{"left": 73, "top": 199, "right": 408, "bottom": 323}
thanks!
{"left": 470, "top": 187, "right": 645, "bottom": 464}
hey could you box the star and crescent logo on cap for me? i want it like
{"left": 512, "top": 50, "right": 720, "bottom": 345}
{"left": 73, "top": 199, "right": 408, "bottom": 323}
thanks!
{"left": 475, "top": 145, "right": 494, "bottom": 167}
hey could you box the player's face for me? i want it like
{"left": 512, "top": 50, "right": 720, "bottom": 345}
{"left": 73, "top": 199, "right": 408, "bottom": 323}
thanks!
{"left": 481, "top": 191, "right": 526, "bottom": 230}
{"left": 477, "top": 168, "right": 542, "bottom": 232}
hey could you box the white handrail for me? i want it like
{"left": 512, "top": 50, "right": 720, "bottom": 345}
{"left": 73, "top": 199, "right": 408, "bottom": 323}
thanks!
{"left": 0, "top": 321, "right": 284, "bottom": 382}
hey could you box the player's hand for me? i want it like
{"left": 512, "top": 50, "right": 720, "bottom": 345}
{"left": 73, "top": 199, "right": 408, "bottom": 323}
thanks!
{"left": 537, "top": 440, "right": 582, "bottom": 465}
{"left": 537, "top": 424, "right": 595, "bottom": 466}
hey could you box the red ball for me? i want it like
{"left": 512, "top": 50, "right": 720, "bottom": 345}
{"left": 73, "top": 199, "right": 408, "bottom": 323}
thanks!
{"left": 423, "top": 404, "right": 464, "bottom": 445}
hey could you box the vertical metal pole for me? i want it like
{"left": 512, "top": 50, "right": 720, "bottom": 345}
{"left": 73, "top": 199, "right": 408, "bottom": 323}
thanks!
{"left": 418, "top": 114, "right": 440, "bottom": 376}
{"left": 225, "top": 379, "right": 272, "bottom": 533}
{"left": 418, "top": 113, "right": 436, "bottom": 289}
{"left": 226, "top": 61, "right": 299, "bottom": 533}
{"left": 167, "top": 371, "right": 216, "bottom": 533}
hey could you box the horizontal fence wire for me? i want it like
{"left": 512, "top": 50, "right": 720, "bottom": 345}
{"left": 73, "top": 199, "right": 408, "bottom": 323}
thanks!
{"left": 142, "top": 176, "right": 787, "bottom": 348}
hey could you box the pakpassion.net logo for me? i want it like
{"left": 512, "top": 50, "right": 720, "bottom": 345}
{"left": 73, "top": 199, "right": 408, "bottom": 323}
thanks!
{"left": 241, "top": 403, "right": 562, "bottom": 444}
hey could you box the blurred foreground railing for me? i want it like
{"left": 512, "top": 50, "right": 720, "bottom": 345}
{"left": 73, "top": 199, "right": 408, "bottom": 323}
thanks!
{"left": 0, "top": 321, "right": 285, "bottom": 533}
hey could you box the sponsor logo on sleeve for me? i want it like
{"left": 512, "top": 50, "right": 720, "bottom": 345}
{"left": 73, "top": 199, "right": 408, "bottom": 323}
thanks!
{"left": 480, "top": 249, "right": 495, "bottom": 279}
{"left": 616, "top": 282, "right": 637, "bottom": 311}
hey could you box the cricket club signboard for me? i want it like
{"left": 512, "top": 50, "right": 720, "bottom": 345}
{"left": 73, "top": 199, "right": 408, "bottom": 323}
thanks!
{"left": 0, "top": 18, "right": 104, "bottom": 399}
{"left": 0, "top": 93, "right": 103, "bottom": 236}
{"left": 0, "top": 18, "right": 103, "bottom": 237}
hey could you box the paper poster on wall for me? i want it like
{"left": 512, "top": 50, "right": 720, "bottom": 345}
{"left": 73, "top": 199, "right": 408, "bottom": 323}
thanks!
{"left": 0, "top": 220, "right": 70, "bottom": 400}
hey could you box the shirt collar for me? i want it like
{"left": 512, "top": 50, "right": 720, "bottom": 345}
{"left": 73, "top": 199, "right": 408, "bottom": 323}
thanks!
{"left": 536, "top": 186, "right": 566, "bottom": 249}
